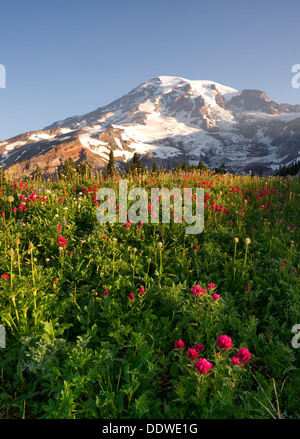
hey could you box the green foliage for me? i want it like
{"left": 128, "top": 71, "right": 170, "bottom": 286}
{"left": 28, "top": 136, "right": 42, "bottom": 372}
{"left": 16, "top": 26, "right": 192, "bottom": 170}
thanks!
{"left": 275, "top": 160, "right": 300, "bottom": 177}
{"left": 62, "top": 158, "right": 76, "bottom": 179}
{"left": 131, "top": 153, "right": 144, "bottom": 175}
{"left": 152, "top": 162, "right": 158, "bottom": 174}
{"left": 198, "top": 160, "right": 209, "bottom": 172}
{"left": 76, "top": 161, "right": 91, "bottom": 179}
{"left": 106, "top": 150, "right": 115, "bottom": 179}
{"left": 0, "top": 171, "right": 299, "bottom": 419}
{"left": 214, "top": 163, "right": 227, "bottom": 174}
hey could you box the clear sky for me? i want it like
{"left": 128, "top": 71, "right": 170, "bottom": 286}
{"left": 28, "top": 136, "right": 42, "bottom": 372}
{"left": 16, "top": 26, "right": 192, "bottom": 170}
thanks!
{"left": 1, "top": 0, "right": 300, "bottom": 140}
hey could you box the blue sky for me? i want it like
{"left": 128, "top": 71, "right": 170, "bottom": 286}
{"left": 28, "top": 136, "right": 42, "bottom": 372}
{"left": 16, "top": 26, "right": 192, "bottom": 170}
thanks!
{"left": 1, "top": 0, "right": 299, "bottom": 140}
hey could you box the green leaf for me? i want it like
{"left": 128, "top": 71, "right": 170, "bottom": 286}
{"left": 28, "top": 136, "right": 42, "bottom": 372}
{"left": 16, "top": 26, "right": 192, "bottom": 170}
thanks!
{"left": 170, "top": 362, "right": 179, "bottom": 378}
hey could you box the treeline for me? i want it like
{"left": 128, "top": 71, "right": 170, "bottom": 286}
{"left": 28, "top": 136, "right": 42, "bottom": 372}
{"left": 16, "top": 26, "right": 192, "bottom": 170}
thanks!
{"left": 29, "top": 152, "right": 244, "bottom": 182}
{"left": 109, "top": 150, "right": 227, "bottom": 177}
{"left": 32, "top": 159, "right": 92, "bottom": 181}
{"left": 275, "top": 160, "right": 300, "bottom": 177}
{"left": 62, "top": 153, "right": 227, "bottom": 179}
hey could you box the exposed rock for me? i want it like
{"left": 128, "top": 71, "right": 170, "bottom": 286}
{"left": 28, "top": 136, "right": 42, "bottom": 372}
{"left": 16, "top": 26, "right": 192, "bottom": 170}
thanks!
{"left": 2, "top": 76, "right": 300, "bottom": 176}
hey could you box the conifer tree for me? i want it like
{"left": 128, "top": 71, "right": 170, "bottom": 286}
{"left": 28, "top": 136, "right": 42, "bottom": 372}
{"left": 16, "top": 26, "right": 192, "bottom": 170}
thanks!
{"left": 198, "top": 160, "right": 208, "bottom": 171}
{"left": 152, "top": 161, "right": 158, "bottom": 174}
{"left": 125, "top": 159, "right": 131, "bottom": 176}
{"left": 131, "top": 153, "right": 144, "bottom": 175}
{"left": 106, "top": 150, "right": 115, "bottom": 178}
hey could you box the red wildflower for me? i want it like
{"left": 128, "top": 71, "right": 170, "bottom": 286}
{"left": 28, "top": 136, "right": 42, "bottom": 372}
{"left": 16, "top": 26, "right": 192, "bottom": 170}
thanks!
{"left": 236, "top": 347, "right": 251, "bottom": 363}
{"left": 57, "top": 236, "right": 68, "bottom": 247}
{"left": 187, "top": 348, "right": 198, "bottom": 361}
{"left": 174, "top": 340, "right": 185, "bottom": 349}
{"left": 191, "top": 285, "right": 207, "bottom": 297}
{"left": 216, "top": 335, "right": 233, "bottom": 350}
{"left": 231, "top": 357, "right": 240, "bottom": 365}
{"left": 194, "top": 343, "right": 205, "bottom": 353}
{"left": 194, "top": 358, "right": 213, "bottom": 374}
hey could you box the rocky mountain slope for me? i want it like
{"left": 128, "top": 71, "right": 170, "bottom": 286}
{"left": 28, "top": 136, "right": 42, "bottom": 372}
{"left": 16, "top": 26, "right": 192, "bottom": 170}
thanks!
{"left": 1, "top": 76, "right": 300, "bottom": 176}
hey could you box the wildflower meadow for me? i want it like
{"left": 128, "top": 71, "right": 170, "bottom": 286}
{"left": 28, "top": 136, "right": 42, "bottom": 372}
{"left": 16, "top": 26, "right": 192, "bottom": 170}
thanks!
{"left": 0, "top": 168, "right": 299, "bottom": 419}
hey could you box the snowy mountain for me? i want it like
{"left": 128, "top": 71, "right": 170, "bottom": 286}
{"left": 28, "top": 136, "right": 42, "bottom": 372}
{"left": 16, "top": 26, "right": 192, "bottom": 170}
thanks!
{"left": 1, "top": 75, "right": 300, "bottom": 176}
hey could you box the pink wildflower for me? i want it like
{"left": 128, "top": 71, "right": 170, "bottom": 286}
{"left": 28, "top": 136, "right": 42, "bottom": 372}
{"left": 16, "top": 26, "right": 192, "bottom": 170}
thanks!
{"left": 174, "top": 340, "right": 185, "bottom": 349}
{"left": 57, "top": 236, "right": 68, "bottom": 247}
{"left": 187, "top": 349, "right": 198, "bottom": 361}
{"left": 194, "top": 358, "right": 213, "bottom": 374}
{"left": 191, "top": 285, "right": 207, "bottom": 297}
{"left": 216, "top": 335, "right": 233, "bottom": 350}
{"left": 194, "top": 343, "right": 205, "bottom": 353}
{"left": 236, "top": 347, "right": 251, "bottom": 363}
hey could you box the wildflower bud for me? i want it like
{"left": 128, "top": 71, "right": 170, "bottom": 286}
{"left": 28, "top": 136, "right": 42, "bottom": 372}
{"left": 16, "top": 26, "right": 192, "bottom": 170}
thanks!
{"left": 245, "top": 238, "right": 251, "bottom": 245}
{"left": 8, "top": 248, "right": 15, "bottom": 256}
{"left": 8, "top": 196, "right": 14, "bottom": 203}
{"left": 233, "top": 237, "right": 239, "bottom": 243}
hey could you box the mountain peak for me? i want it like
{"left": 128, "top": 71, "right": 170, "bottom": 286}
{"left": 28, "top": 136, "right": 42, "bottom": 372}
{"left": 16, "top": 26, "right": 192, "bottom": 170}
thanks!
{"left": 1, "top": 76, "right": 300, "bottom": 177}
{"left": 150, "top": 75, "right": 238, "bottom": 93}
